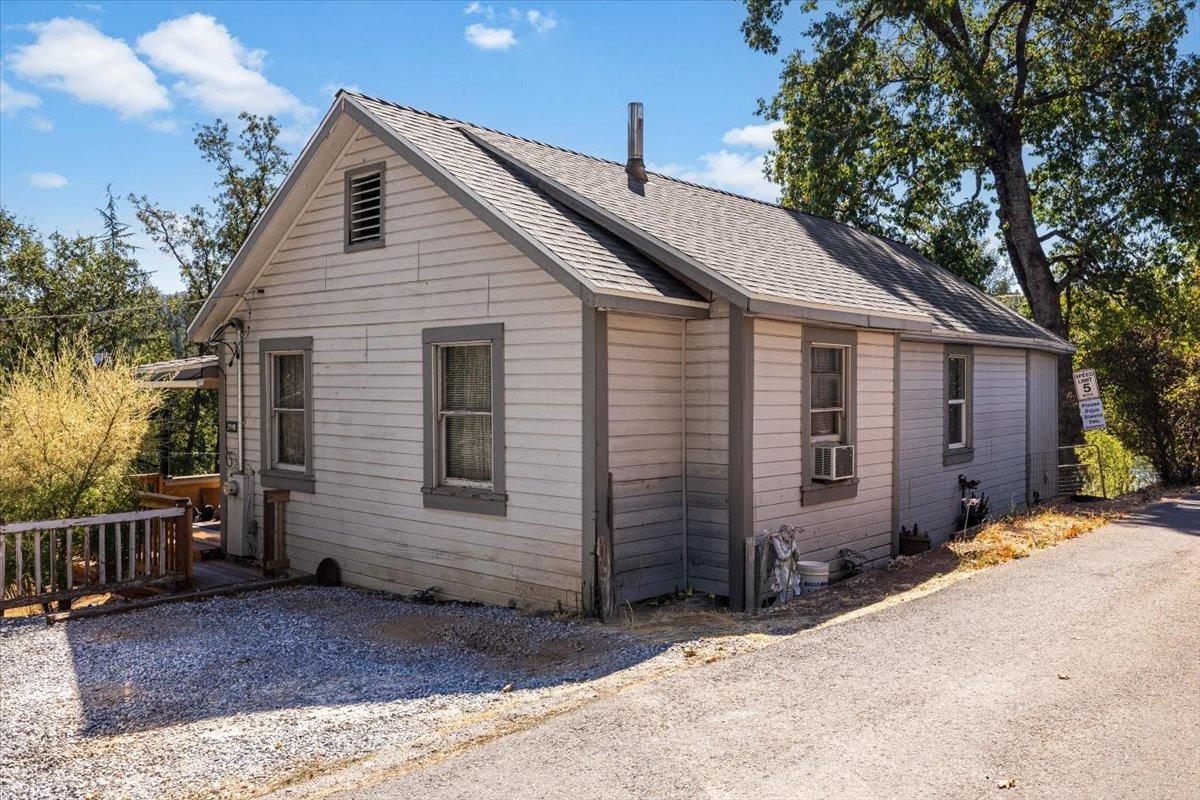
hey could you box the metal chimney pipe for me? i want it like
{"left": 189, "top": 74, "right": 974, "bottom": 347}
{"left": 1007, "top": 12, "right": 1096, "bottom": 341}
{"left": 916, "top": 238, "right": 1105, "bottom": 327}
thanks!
{"left": 625, "top": 102, "right": 648, "bottom": 182}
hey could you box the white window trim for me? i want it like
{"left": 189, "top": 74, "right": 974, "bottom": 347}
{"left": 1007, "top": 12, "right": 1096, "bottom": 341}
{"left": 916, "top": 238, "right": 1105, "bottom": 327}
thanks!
{"left": 947, "top": 354, "right": 968, "bottom": 449}
{"left": 943, "top": 345, "right": 975, "bottom": 466}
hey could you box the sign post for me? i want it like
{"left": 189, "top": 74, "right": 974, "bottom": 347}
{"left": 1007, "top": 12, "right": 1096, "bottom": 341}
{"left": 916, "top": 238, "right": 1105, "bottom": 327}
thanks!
{"left": 1073, "top": 369, "right": 1106, "bottom": 431}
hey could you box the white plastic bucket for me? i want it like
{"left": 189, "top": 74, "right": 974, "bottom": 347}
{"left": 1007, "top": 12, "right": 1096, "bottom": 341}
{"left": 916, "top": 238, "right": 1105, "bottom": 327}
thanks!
{"left": 797, "top": 561, "right": 830, "bottom": 594}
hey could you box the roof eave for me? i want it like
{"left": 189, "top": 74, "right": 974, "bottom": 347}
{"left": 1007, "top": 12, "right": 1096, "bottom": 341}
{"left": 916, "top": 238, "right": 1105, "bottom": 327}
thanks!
{"left": 188, "top": 96, "right": 353, "bottom": 342}
{"left": 901, "top": 328, "right": 1077, "bottom": 354}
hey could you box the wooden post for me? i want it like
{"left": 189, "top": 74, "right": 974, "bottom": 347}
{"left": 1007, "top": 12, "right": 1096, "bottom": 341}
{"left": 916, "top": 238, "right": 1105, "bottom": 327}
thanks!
{"left": 262, "top": 490, "right": 291, "bottom": 577}
{"left": 174, "top": 497, "right": 194, "bottom": 590}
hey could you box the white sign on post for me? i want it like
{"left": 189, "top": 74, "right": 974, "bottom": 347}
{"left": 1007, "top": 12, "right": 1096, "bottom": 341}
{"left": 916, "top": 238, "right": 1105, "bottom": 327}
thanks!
{"left": 1073, "top": 369, "right": 1107, "bottom": 430}
{"left": 1073, "top": 368, "right": 1101, "bottom": 402}
{"left": 1079, "top": 398, "right": 1107, "bottom": 430}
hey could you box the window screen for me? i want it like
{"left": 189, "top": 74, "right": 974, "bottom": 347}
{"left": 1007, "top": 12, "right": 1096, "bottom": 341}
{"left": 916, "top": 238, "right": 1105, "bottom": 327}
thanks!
{"left": 439, "top": 344, "right": 493, "bottom": 484}
{"left": 347, "top": 170, "right": 383, "bottom": 246}
{"left": 273, "top": 353, "right": 306, "bottom": 467}
{"left": 810, "top": 346, "right": 845, "bottom": 439}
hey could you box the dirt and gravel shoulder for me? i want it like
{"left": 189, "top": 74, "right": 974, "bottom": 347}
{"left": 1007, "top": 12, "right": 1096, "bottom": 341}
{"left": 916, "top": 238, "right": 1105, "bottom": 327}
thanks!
{"left": 2, "top": 488, "right": 1192, "bottom": 800}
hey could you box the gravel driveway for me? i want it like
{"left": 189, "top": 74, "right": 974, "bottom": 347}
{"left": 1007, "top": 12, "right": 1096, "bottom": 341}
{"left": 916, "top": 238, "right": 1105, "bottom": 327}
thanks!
{"left": 331, "top": 494, "right": 1200, "bottom": 800}
{"left": 0, "top": 587, "right": 662, "bottom": 800}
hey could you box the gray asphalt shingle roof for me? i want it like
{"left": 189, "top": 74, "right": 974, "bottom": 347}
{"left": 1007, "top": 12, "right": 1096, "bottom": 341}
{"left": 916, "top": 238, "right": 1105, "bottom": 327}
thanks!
{"left": 357, "top": 98, "right": 699, "bottom": 302}
{"left": 353, "top": 93, "right": 1062, "bottom": 345}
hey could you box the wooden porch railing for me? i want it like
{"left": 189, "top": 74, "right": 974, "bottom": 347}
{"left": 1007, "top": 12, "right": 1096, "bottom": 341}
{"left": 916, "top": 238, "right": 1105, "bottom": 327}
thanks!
{"left": 0, "top": 497, "right": 193, "bottom": 611}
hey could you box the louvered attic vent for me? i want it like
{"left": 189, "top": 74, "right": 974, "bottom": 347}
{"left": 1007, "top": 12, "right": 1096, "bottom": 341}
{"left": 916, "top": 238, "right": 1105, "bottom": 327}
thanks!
{"left": 346, "top": 166, "right": 384, "bottom": 249}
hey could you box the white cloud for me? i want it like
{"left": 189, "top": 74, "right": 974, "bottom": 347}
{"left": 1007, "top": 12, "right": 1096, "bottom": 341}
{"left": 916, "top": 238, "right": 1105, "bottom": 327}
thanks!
{"left": 1, "top": 79, "right": 42, "bottom": 114}
{"left": 465, "top": 23, "right": 517, "bottom": 50}
{"left": 146, "top": 118, "right": 179, "bottom": 134}
{"left": 722, "top": 120, "right": 782, "bottom": 149}
{"left": 29, "top": 171, "right": 68, "bottom": 189}
{"left": 79, "top": 3, "right": 103, "bottom": 12}
{"left": 28, "top": 114, "right": 54, "bottom": 131}
{"left": 526, "top": 10, "right": 557, "bottom": 33}
{"left": 652, "top": 150, "right": 779, "bottom": 202}
{"left": 137, "top": 14, "right": 313, "bottom": 121}
{"left": 321, "top": 81, "right": 362, "bottom": 98}
{"left": 8, "top": 18, "right": 170, "bottom": 118}
{"left": 463, "top": 2, "right": 495, "bottom": 18}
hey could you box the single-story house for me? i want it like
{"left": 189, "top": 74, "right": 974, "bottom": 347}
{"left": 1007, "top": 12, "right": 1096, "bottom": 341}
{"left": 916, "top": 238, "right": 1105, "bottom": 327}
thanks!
{"left": 188, "top": 91, "right": 1071, "bottom": 614}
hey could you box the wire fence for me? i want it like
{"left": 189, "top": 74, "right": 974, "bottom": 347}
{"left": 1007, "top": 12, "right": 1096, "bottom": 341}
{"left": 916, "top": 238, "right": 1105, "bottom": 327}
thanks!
{"left": 1026, "top": 443, "right": 1158, "bottom": 503}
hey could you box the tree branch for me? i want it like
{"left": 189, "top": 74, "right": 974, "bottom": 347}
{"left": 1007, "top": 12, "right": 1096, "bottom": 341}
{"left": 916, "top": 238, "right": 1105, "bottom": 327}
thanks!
{"left": 978, "top": 0, "right": 1021, "bottom": 69}
{"left": 1011, "top": 0, "right": 1038, "bottom": 110}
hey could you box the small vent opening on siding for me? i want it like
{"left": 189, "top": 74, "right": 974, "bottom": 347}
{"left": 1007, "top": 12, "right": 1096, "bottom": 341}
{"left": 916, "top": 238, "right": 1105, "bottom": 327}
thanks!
{"left": 346, "top": 167, "right": 384, "bottom": 248}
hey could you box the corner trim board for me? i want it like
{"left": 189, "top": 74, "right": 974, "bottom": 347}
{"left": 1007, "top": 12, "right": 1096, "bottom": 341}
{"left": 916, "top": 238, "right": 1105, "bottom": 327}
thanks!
{"left": 727, "top": 306, "right": 754, "bottom": 611}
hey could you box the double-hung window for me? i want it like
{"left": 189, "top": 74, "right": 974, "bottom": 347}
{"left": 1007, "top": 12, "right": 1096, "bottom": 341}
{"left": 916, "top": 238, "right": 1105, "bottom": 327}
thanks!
{"left": 273, "top": 354, "right": 306, "bottom": 468}
{"left": 944, "top": 345, "right": 974, "bottom": 465}
{"left": 422, "top": 324, "right": 506, "bottom": 515}
{"left": 810, "top": 345, "right": 847, "bottom": 443}
{"left": 259, "top": 337, "right": 314, "bottom": 492}
{"left": 801, "top": 328, "right": 858, "bottom": 505}
{"left": 438, "top": 343, "right": 493, "bottom": 486}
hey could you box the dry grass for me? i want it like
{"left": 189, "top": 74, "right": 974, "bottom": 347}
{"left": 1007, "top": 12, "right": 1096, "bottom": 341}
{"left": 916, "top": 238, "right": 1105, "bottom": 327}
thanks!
{"left": 948, "top": 509, "right": 1112, "bottom": 569}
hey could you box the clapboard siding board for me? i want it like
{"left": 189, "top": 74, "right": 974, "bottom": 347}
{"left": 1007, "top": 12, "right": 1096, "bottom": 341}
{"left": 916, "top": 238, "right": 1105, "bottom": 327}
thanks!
{"left": 752, "top": 319, "right": 804, "bottom": 531}
{"left": 607, "top": 313, "right": 686, "bottom": 603}
{"left": 751, "top": 327, "right": 897, "bottom": 568}
{"left": 1027, "top": 351, "right": 1059, "bottom": 501}
{"left": 684, "top": 301, "right": 730, "bottom": 595}
{"left": 899, "top": 341, "right": 1029, "bottom": 544}
{"left": 221, "top": 125, "right": 584, "bottom": 610}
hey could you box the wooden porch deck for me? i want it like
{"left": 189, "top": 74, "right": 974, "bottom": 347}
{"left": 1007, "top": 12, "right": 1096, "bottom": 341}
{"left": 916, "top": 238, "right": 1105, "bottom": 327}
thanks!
{"left": 193, "top": 557, "right": 265, "bottom": 591}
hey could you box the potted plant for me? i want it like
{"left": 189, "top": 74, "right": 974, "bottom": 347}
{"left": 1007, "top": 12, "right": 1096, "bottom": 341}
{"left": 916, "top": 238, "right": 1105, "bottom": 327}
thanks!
{"left": 898, "top": 524, "right": 931, "bottom": 555}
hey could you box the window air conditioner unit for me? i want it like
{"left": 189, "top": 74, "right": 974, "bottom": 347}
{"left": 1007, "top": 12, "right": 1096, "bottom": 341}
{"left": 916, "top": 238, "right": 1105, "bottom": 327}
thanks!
{"left": 813, "top": 444, "right": 855, "bottom": 481}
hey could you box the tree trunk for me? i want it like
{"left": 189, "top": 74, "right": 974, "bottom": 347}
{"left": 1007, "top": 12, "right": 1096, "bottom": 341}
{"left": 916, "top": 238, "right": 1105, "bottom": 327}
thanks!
{"left": 986, "top": 131, "right": 1084, "bottom": 450}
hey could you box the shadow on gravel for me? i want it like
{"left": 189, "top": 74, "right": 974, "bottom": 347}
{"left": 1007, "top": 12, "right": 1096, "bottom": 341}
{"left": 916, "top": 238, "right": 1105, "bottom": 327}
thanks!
{"left": 61, "top": 586, "right": 667, "bottom": 736}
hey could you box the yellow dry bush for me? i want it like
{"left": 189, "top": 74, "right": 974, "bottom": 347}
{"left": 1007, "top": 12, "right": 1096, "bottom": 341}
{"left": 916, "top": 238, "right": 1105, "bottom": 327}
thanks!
{"left": 949, "top": 509, "right": 1110, "bottom": 570}
{"left": 0, "top": 338, "right": 159, "bottom": 522}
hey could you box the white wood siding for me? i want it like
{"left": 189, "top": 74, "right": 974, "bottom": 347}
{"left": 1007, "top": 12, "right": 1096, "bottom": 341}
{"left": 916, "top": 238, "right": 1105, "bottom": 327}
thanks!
{"left": 1027, "top": 351, "right": 1059, "bottom": 501}
{"left": 899, "top": 341, "right": 1028, "bottom": 544}
{"left": 752, "top": 319, "right": 804, "bottom": 531}
{"left": 684, "top": 301, "right": 730, "bottom": 594}
{"left": 749, "top": 325, "right": 895, "bottom": 570}
{"left": 607, "top": 313, "right": 686, "bottom": 602}
{"left": 221, "top": 126, "right": 584, "bottom": 610}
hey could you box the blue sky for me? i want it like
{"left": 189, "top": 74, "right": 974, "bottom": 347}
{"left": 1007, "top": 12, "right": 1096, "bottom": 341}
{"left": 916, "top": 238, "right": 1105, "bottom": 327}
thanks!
{"left": 1, "top": 1, "right": 803, "bottom": 292}
{"left": 1, "top": 2, "right": 1196, "bottom": 294}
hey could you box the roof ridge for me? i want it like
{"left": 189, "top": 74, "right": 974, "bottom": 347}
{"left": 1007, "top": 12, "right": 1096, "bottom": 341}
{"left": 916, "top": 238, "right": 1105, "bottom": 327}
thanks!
{"left": 343, "top": 90, "right": 1062, "bottom": 345}
{"left": 344, "top": 90, "right": 855, "bottom": 226}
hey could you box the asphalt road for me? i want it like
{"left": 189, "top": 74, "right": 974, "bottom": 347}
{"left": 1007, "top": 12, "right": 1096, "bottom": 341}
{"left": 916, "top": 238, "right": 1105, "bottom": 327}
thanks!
{"left": 352, "top": 495, "right": 1200, "bottom": 800}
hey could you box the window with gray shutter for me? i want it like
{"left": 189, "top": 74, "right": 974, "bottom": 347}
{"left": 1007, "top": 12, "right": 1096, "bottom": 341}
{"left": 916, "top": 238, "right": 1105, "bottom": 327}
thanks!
{"left": 345, "top": 165, "right": 384, "bottom": 249}
{"left": 438, "top": 343, "right": 493, "bottom": 485}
